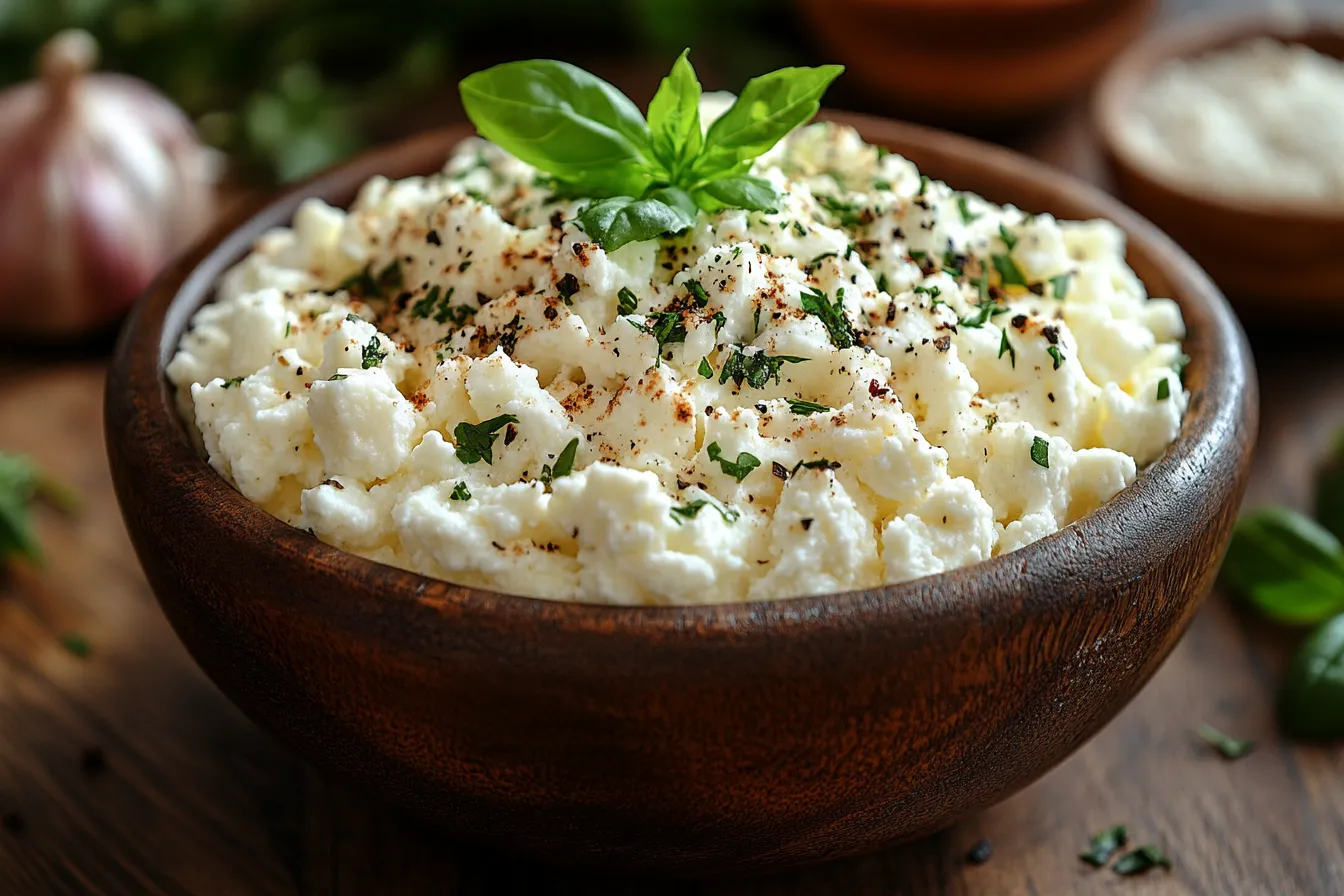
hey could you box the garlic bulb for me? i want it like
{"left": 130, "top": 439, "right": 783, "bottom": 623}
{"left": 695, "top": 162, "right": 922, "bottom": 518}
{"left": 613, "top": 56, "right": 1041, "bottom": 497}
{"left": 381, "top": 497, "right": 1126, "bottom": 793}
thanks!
{"left": 0, "top": 30, "right": 218, "bottom": 336}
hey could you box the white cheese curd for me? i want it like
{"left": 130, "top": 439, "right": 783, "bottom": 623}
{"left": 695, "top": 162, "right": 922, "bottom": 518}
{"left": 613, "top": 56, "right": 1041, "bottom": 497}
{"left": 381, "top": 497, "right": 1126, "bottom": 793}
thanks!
{"left": 167, "top": 111, "right": 1188, "bottom": 605}
{"left": 1126, "top": 39, "right": 1344, "bottom": 202}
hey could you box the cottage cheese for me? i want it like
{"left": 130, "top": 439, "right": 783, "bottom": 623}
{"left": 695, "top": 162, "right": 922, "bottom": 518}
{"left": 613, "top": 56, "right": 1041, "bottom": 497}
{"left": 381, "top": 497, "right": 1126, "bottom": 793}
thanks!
{"left": 168, "top": 113, "right": 1188, "bottom": 604}
{"left": 1127, "top": 39, "right": 1344, "bottom": 202}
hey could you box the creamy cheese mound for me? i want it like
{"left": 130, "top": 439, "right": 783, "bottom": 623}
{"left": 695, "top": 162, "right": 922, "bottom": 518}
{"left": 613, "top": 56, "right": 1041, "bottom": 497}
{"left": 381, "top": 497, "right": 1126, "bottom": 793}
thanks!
{"left": 168, "top": 115, "right": 1187, "bottom": 605}
{"left": 1127, "top": 39, "right": 1344, "bottom": 202}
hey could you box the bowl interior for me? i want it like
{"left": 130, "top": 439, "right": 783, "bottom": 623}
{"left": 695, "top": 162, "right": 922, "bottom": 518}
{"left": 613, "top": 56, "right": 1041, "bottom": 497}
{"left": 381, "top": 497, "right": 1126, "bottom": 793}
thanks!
{"left": 131, "top": 112, "right": 1249, "bottom": 623}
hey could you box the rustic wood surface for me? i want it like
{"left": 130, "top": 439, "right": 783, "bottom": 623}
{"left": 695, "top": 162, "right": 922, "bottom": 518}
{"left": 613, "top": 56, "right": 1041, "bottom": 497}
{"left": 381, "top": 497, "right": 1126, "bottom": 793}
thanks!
{"left": 3, "top": 0, "right": 1343, "bottom": 892}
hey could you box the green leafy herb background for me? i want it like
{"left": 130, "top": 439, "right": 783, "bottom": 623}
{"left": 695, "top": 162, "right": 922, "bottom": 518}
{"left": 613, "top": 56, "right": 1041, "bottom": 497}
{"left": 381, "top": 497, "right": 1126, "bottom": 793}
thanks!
{"left": 0, "top": 0, "right": 790, "bottom": 184}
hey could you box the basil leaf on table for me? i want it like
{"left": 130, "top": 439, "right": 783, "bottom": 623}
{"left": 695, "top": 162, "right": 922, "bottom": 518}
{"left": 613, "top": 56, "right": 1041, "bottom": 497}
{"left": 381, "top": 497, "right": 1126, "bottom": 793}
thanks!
{"left": 646, "top": 49, "right": 702, "bottom": 180}
{"left": 459, "top": 60, "right": 656, "bottom": 196}
{"left": 1220, "top": 507, "right": 1344, "bottom": 625}
{"left": 576, "top": 186, "right": 699, "bottom": 252}
{"left": 692, "top": 175, "right": 781, "bottom": 213}
{"left": 1278, "top": 612, "right": 1344, "bottom": 741}
{"left": 693, "top": 65, "right": 845, "bottom": 179}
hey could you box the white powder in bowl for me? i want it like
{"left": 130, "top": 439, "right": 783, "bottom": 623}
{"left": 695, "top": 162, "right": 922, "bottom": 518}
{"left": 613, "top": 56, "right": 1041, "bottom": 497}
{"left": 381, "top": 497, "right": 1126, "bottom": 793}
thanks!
{"left": 1127, "top": 38, "right": 1344, "bottom": 202}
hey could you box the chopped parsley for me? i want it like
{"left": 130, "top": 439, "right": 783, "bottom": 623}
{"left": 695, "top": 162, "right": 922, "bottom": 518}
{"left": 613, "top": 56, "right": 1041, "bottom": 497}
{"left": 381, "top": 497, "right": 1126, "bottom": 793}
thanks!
{"left": 617, "top": 286, "right": 639, "bottom": 316}
{"left": 1197, "top": 723, "right": 1254, "bottom": 759}
{"left": 959, "top": 301, "right": 1008, "bottom": 328}
{"left": 1047, "top": 345, "right": 1064, "bottom": 370}
{"left": 1079, "top": 825, "right": 1128, "bottom": 867}
{"left": 221, "top": 376, "right": 245, "bottom": 389}
{"left": 913, "top": 284, "right": 942, "bottom": 303}
{"left": 992, "top": 253, "right": 1028, "bottom": 287}
{"left": 909, "top": 249, "right": 929, "bottom": 267}
{"left": 731, "top": 246, "right": 742, "bottom": 260}
{"left": 458, "top": 260, "right": 473, "bottom": 273}
{"left": 1030, "top": 435, "right": 1050, "bottom": 469}
{"left": 998, "top": 224, "right": 1018, "bottom": 250}
{"left": 337, "top": 260, "right": 402, "bottom": 299}
{"left": 876, "top": 272, "right": 890, "bottom": 293}
{"left": 717, "top": 346, "right": 809, "bottom": 390}
{"left": 698, "top": 357, "right": 714, "bottom": 378}
{"left": 411, "top": 285, "right": 441, "bottom": 319}
{"left": 629, "top": 311, "right": 688, "bottom": 357}
{"left": 361, "top": 336, "right": 387, "bottom": 369}
{"left": 450, "top": 482, "right": 471, "bottom": 501}
{"left": 453, "top": 414, "right": 518, "bottom": 465}
{"left": 791, "top": 220, "right": 807, "bottom": 237}
{"left": 712, "top": 311, "right": 727, "bottom": 334}
{"left": 941, "top": 249, "right": 962, "bottom": 278}
{"left": 787, "top": 398, "right": 830, "bottom": 415}
{"left": 1050, "top": 272, "right": 1072, "bottom": 299}
{"left": 540, "top": 437, "right": 580, "bottom": 487}
{"left": 957, "top": 195, "right": 980, "bottom": 224}
{"left": 706, "top": 442, "right": 760, "bottom": 482}
{"left": 791, "top": 458, "right": 838, "bottom": 476}
{"left": 753, "top": 305, "right": 762, "bottom": 335}
{"left": 800, "top": 287, "right": 856, "bottom": 349}
{"left": 327, "top": 374, "right": 348, "bottom": 381}
{"left": 556, "top": 272, "right": 580, "bottom": 304}
{"left": 284, "top": 321, "right": 292, "bottom": 338}
{"left": 999, "top": 329, "right": 1016, "bottom": 368}
{"left": 669, "top": 497, "right": 739, "bottom": 525}
{"left": 816, "top": 194, "right": 862, "bottom": 228}
{"left": 807, "top": 251, "right": 840, "bottom": 271}
{"left": 918, "top": 175, "right": 930, "bottom": 196}
{"left": 685, "top": 279, "right": 710, "bottom": 307}
{"left": 873, "top": 179, "right": 892, "bottom": 191}
{"left": 1156, "top": 378, "right": 1171, "bottom": 401}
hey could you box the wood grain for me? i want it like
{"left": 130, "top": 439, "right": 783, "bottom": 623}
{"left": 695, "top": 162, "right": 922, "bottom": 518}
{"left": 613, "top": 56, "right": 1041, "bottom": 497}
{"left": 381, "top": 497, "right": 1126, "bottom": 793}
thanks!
{"left": 3, "top": 0, "right": 1344, "bottom": 891}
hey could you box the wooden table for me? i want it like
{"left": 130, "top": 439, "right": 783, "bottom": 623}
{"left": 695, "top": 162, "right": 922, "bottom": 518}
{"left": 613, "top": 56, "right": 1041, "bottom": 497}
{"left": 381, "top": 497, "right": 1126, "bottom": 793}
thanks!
{"left": 4, "top": 4, "right": 1344, "bottom": 894}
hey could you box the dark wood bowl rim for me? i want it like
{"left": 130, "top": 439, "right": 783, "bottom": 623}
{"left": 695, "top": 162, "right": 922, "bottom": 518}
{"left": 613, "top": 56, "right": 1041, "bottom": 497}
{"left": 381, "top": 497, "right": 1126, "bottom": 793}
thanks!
{"left": 1094, "top": 11, "right": 1344, "bottom": 220}
{"left": 111, "top": 110, "right": 1251, "bottom": 634}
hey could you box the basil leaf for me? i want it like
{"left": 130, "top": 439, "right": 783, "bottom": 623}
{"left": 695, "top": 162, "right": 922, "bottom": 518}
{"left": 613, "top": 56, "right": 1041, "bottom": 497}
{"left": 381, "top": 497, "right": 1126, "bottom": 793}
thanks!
{"left": 1079, "top": 825, "right": 1127, "bottom": 867}
{"left": 454, "top": 414, "right": 519, "bottom": 465}
{"left": 692, "top": 175, "right": 781, "bottom": 213}
{"left": 459, "top": 60, "right": 655, "bottom": 196}
{"left": 1278, "top": 613, "right": 1344, "bottom": 740}
{"left": 1112, "top": 845, "right": 1172, "bottom": 876}
{"left": 1221, "top": 508, "right": 1344, "bottom": 625}
{"left": 706, "top": 442, "right": 761, "bottom": 482}
{"left": 647, "top": 49, "right": 702, "bottom": 179}
{"left": 693, "top": 65, "right": 844, "bottom": 179}
{"left": 576, "top": 187, "right": 698, "bottom": 251}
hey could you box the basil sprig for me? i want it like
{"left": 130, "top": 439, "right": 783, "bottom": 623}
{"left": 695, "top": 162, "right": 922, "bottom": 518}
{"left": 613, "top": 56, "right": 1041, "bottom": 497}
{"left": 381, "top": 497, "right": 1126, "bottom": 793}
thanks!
{"left": 460, "top": 52, "right": 843, "bottom": 251}
{"left": 1221, "top": 507, "right": 1344, "bottom": 625}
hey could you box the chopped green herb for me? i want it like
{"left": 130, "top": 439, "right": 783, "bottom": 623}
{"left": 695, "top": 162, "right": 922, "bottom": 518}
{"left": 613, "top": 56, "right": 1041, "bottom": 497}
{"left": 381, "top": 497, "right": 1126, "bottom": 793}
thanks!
{"left": 337, "top": 265, "right": 380, "bottom": 298}
{"left": 959, "top": 302, "right": 1008, "bottom": 328}
{"left": 284, "top": 322, "right": 292, "bottom": 338}
{"left": 617, "top": 286, "right": 640, "bottom": 316}
{"left": 453, "top": 414, "right": 519, "bottom": 465}
{"left": 221, "top": 376, "right": 245, "bottom": 389}
{"left": 918, "top": 175, "right": 930, "bottom": 196}
{"left": 816, "top": 194, "right": 863, "bottom": 228}
{"left": 992, "top": 254, "right": 1028, "bottom": 287}
{"left": 941, "top": 250, "right": 962, "bottom": 278}
{"left": 718, "top": 346, "right": 809, "bottom": 390}
{"left": 1050, "top": 272, "right": 1072, "bottom": 299}
{"left": 753, "top": 305, "right": 762, "bottom": 336}
{"left": 556, "top": 272, "right": 581, "bottom": 304}
{"left": 540, "top": 436, "right": 581, "bottom": 487}
{"left": 1113, "top": 845, "right": 1172, "bottom": 876}
{"left": 698, "top": 357, "right": 714, "bottom": 378}
{"left": 999, "top": 329, "right": 1016, "bottom": 368}
{"left": 327, "top": 374, "right": 348, "bottom": 381}
{"left": 791, "top": 457, "right": 837, "bottom": 476}
{"left": 998, "top": 224, "right": 1018, "bottom": 251}
{"left": 909, "top": 249, "right": 929, "bottom": 267}
{"left": 731, "top": 246, "right": 742, "bottom": 260}
{"left": 685, "top": 279, "right": 710, "bottom": 307}
{"left": 1157, "top": 378, "right": 1171, "bottom": 401}
{"left": 800, "top": 287, "right": 856, "bottom": 349}
{"left": 876, "top": 273, "right": 890, "bottom": 293}
{"left": 1079, "top": 825, "right": 1128, "bottom": 867}
{"left": 1047, "top": 345, "right": 1065, "bottom": 370}
{"left": 706, "top": 442, "right": 761, "bottom": 482}
{"left": 412, "top": 286, "right": 442, "bottom": 320}
{"left": 792, "top": 221, "right": 807, "bottom": 237}
{"left": 712, "top": 311, "right": 727, "bottom": 334}
{"left": 787, "top": 398, "right": 831, "bottom": 415}
{"left": 873, "top": 179, "right": 892, "bottom": 191}
{"left": 59, "top": 633, "right": 91, "bottom": 659}
{"left": 629, "top": 311, "right": 688, "bottom": 357}
{"left": 669, "top": 497, "right": 740, "bottom": 525}
{"left": 977, "top": 264, "right": 989, "bottom": 300}
{"left": 957, "top": 195, "right": 980, "bottom": 225}
{"left": 377, "top": 260, "right": 403, "bottom": 293}
{"left": 1197, "top": 724, "right": 1255, "bottom": 759}
{"left": 458, "top": 260, "right": 473, "bottom": 273}
{"left": 913, "top": 284, "right": 942, "bottom": 302}
{"left": 450, "top": 482, "right": 472, "bottom": 501}
{"left": 759, "top": 242, "right": 772, "bottom": 255}
{"left": 1030, "top": 435, "right": 1049, "bottom": 469}
{"left": 361, "top": 336, "right": 387, "bottom": 369}
{"left": 807, "top": 251, "right": 840, "bottom": 271}
{"left": 346, "top": 312, "right": 363, "bottom": 324}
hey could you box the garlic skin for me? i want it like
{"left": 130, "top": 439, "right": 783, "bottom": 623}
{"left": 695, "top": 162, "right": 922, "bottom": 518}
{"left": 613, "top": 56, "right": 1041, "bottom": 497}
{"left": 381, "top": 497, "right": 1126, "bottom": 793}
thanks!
{"left": 0, "top": 30, "right": 217, "bottom": 336}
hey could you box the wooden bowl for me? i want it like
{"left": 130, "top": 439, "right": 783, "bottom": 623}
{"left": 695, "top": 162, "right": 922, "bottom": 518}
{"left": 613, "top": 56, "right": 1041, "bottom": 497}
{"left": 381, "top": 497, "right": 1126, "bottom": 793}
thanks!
{"left": 105, "top": 112, "right": 1256, "bottom": 875}
{"left": 1095, "top": 14, "right": 1344, "bottom": 314}
{"left": 799, "top": 0, "right": 1157, "bottom": 129}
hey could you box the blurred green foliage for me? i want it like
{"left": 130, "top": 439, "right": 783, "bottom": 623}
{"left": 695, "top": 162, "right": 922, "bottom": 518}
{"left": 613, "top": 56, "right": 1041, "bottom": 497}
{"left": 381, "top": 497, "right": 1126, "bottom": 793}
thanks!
{"left": 0, "top": 0, "right": 789, "bottom": 183}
